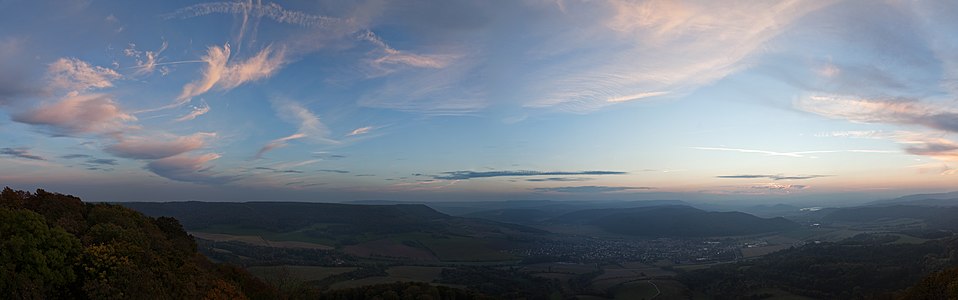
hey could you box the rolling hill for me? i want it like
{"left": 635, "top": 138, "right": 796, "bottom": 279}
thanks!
{"left": 547, "top": 205, "right": 800, "bottom": 237}
{"left": 120, "top": 201, "right": 548, "bottom": 262}
{"left": 866, "top": 191, "right": 958, "bottom": 207}
{"left": 822, "top": 205, "right": 958, "bottom": 229}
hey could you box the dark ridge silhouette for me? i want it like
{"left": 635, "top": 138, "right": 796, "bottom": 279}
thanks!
{"left": 548, "top": 205, "right": 800, "bottom": 237}
{"left": 120, "top": 201, "right": 547, "bottom": 236}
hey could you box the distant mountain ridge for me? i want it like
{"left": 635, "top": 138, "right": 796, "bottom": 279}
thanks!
{"left": 823, "top": 205, "right": 958, "bottom": 229}
{"left": 120, "top": 201, "right": 547, "bottom": 240}
{"left": 122, "top": 201, "right": 448, "bottom": 232}
{"left": 866, "top": 191, "right": 958, "bottom": 207}
{"left": 460, "top": 199, "right": 689, "bottom": 224}
{"left": 547, "top": 205, "right": 800, "bottom": 237}
{"left": 346, "top": 199, "right": 691, "bottom": 216}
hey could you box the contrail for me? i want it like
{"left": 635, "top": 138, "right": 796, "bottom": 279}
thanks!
{"left": 123, "top": 60, "right": 205, "bottom": 70}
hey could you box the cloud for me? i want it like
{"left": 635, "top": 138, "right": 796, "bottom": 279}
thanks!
{"left": 433, "top": 170, "right": 626, "bottom": 180}
{"left": 346, "top": 126, "right": 372, "bottom": 136}
{"left": 256, "top": 134, "right": 303, "bottom": 158}
{"left": 691, "top": 146, "right": 896, "bottom": 158}
{"left": 357, "top": 60, "right": 487, "bottom": 115}
{"left": 253, "top": 166, "right": 303, "bottom": 174}
{"left": 312, "top": 152, "right": 345, "bottom": 159}
{"left": 526, "top": 177, "right": 593, "bottom": 182}
{"left": 533, "top": 185, "right": 652, "bottom": 193}
{"left": 146, "top": 153, "right": 234, "bottom": 184}
{"left": 178, "top": 43, "right": 285, "bottom": 101}
{"left": 85, "top": 158, "right": 118, "bottom": 165}
{"left": 0, "top": 148, "right": 45, "bottom": 160}
{"left": 716, "top": 174, "right": 829, "bottom": 180}
{"left": 358, "top": 30, "right": 455, "bottom": 71}
{"left": 256, "top": 100, "right": 335, "bottom": 158}
{"left": 106, "top": 132, "right": 214, "bottom": 159}
{"left": 164, "top": 1, "right": 349, "bottom": 29}
{"left": 13, "top": 93, "right": 136, "bottom": 135}
{"left": 126, "top": 41, "right": 169, "bottom": 76}
{"left": 750, "top": 183, "right": 808, "bottom": 192}
{"left": 174, "top": 100, "right": 210, "bottom": 122}
{"left": 319, "top": 169, "right": 349, "bottom": 174}
{"left": 275, "top": 159, "right": 322, "bottom": 169}
{"left": 796, "top": 95, "right": 958, "bottom": 161}
{"left": 797, "top": 95, "right": 958, "bottom": 134}
{"left": 903, "top": 139, "right": 958, "bottom": 161}
{"left": 523, "top": 0, "right": 833, "bottom": 112}
{"left": 47, "top": 58, "right": 121, "bottom": 91}
{"left": 61, "top": 154, "right": 91, "bottom": 159}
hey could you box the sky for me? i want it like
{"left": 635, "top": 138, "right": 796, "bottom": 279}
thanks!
{"left": 1, "top": 0, "right": 957, "bottom": 205}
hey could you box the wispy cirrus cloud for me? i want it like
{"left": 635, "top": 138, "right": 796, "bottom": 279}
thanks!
{"left": 125, "top": 41, "right": 169, "bottom": 76}
{"left": 174, "top": 100, "right": 210, "bottom": 122}
{"left": 0, "top": 147, "right": 45, "bottom": 161}
{"left": 358, "top": 30, "right": 455, "bottom": 73}
{"left": 346, "top": 126, "right": 372, "bottom": 137}
{"left": 146, "top": 153, "right": 234, "bottom": 184}
{"left": 433, "top": 170, "right": 626, "bottom": 180}
{"left": 164, "top": 1, "right": 350, "bottom": 30}
{"left": 47, "top": 58, "right": 121, "bottom": 92}
{"left": 524, "top": 0, "right": 834, "bottom": 112}
{"left": 177, "top": 43, "right": 285, "bottom": 102}
{"left": 256, "top": 100, "right": 336, "bottom": 158}
{"left": 534, "top": 185, "right": 652, "bottom": 193}
{"left": 716, "top": 174, "right": 829, "bottom": 181}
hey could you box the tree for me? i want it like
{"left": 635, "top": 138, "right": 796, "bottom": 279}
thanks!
{"left": 0, "top": 207, "right": 83, "bottom": 299}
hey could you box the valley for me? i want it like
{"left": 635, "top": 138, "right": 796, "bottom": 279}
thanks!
{"left": 120, "top": 194, "right": 958, "bottom": 299}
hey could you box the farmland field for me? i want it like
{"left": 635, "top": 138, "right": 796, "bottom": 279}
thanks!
{"left": 247, "top": 265, "right": 357, "bottom": 282}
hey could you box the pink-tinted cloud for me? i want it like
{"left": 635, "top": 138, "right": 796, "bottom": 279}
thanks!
{"left": 13, "top": 93, "right": 136, "bottom": 135}
{"left": 177, "top": 43, "right": 285, "bottom": 101}
{"left": 47, "top": 58, "right": 121, "bottom": 91}
{"left": 174, "top": 100, "right": 210, "bottom": 122}
{"left": 346, "top": 126, "right": 372, "bottom": 136}
{"left": 797, "top": 95, "right": 958, "bottom": 133}
{"left": 358, "top": 30, "right": 454, "bottom": 71}
{"left": 106, "top": 132, "right": 214, "bottom": 159}
{"left": 255, "top": 133, "right": 305, "bottom": 158}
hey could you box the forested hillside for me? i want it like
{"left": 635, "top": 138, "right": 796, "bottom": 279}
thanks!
{"left": 0, "top": 187, "right": 278, "bottom": 299}
{"left": 679, "top": 234, "right": 958, "bottom": 298}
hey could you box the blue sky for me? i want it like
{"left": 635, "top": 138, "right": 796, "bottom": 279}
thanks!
{"left": 1, "top": 0, "right": 958, "bottom": 204}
